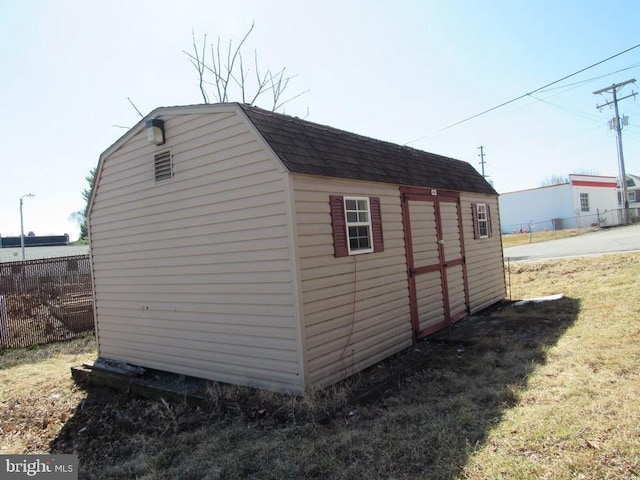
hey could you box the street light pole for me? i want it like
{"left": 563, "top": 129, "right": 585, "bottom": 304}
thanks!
{"left": 19, "top": 194, "right": 35, "bottom": 261}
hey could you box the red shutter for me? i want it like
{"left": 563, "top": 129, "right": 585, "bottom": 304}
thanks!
{"left": 471, "top": 202, "right": 479, "bottom": 239}
{"left": 330, "top": 195, "right": 348, "bottom": 257}
{"left": 486, "top": 204, "right": 493, "bottom": 238}
{"left": 370, "top": 197, "right": 384, "bottom": 252}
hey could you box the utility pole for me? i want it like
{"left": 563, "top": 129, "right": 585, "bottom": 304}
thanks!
{"left": 478, "top": 145, "right": 487, "bottom": 178}
{"left": 19, "top": 193, "right": 35, "bottom": 261}
{"left": 594, "top": 78, "right": 637, "bottom": 224}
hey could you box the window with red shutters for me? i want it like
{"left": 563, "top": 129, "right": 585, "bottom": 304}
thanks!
{"left": 330, "top": 195, "right": 384, "bottom": 257}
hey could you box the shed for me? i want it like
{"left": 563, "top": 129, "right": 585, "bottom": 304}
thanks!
{"left": 88, "top": 103, "right": 505, "bottom": 393}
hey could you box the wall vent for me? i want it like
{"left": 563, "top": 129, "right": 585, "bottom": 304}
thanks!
{"left": 154, "top": 150, "right": 173, "bottom": 182}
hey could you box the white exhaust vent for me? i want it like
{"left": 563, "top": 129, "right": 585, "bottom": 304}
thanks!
{"left": 154, "top": 150, "right": 172, "bottom": 182}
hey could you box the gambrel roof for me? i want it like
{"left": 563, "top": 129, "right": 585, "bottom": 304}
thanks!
{"left": 239, "top": 104, "right": 497, "bottom": 196}
{"left": 95, "top": 102, "right": 497, "bottom": 216}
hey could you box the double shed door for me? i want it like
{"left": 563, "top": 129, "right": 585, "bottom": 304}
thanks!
{"left": 401, "top": 187, "right": 470, "bottom": 339}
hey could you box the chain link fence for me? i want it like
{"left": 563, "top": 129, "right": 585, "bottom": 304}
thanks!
{"left": 0, "top": 254, "right": 94, "bottom": 350}
{"left": 501, "top": 208, "right": 639, "bottom": 235}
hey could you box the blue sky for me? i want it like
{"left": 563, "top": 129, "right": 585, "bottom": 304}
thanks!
{"left": 1, "top": 0, "right": 640, "bottom": 240}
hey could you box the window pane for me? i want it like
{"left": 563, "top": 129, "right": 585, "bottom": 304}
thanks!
{"left": 348, "top": 225, "right": 371, "bottom": 250}
{"left": 344, "top": 197, "right": 372, "bottom": 253}
{"left": 580, "top": 193, "right": 589, "bottom": 212}
{"left": 477, "top": 204, "right": 487, "bottom": 221}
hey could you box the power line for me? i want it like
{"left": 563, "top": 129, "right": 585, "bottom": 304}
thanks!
{"left": 536, "top": 62, "right": 640, "bottom": 93}
{"left": 527, "top": 94, "right": 604, "bottom": 122}
{"left": 405, "top": 43, "right": 640, "bottom": 145}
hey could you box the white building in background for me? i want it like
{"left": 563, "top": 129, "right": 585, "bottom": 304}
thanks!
{"left": 618, "top": 174, "right": 640, "bottom": 217}
{"left": 499, "top": 174, "right": 620, "bottom": 234}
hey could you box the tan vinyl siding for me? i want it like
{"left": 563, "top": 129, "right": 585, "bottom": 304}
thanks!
{"left": 416, "top": 271, "right": 445, "bottom": 331}
{"left": 408, "top": 201, "right": 439, "bottom": 265}
{"left": 461, "top": 194, "right": 506, "bottom": 312}
{"left": 447, "top": 265, "right": 466, "bottom": 313}
{"left": 292, "top": 175, "right": 412, "bottom": 387}
{"left": 90, "top": 111, "right": 302, "bottom": 392}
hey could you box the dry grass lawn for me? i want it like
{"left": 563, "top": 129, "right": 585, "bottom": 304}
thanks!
{"left": 1, "top": 252, "right": 639, "bottom": 479}
{"left": 502, "top": 227, "right": 596, "bottom": 248}
{"left": 465, "top": 253, "right": 640, "bottom": 479}
{"left": 0, "top": 335, "right": 96, "bottom": 453}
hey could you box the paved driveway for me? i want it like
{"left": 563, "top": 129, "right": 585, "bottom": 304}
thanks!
{"left": 503, "top": 224, "right": 640, "bottom": 262}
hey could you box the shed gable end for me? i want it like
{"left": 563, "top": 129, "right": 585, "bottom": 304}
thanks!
{"left": 91, "top": 110, "right": 303, "bottom": 392}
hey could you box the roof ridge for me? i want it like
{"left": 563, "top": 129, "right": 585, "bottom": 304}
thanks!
{"left": 238, "top": 103, "right": 473, "bottom": 168}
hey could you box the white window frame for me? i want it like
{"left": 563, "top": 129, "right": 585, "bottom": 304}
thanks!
{"left": 476, "top": 203, "right": 489, "bottom": 238}
{"left": 580, "top": 193, "right": 590, "bottom": 212}
{"left": 344, "top": 196, "right": 373, "bottom": 254}
{"left": 629, "top": 191, "right": 636, "bottom": 203}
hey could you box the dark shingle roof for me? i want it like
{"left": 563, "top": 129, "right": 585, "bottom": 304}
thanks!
{"left": 239, "top": 104, "right": 497, "bottom": 196}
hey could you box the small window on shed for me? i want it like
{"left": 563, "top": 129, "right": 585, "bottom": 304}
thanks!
{"left": 154, "top": 150, "right": 173, "bottom": 182}
{"left": 471, "top": 202, "right": 492, "bottom": 239}
{"left": 330, "top": 195, "right": 384, "bottom": 257}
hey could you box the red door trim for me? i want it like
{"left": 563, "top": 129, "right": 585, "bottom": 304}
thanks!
{"left": 433, "top": 196, "right": 451, "bottom": 323}
{"left": 401, "top": 190, "right": 420, "bottom": 336}
{"left": 444, "top": 258, "right": 464, "bottom": 268}
{"left": 401, "top": 187, "right": 469, "bottom": 340}
{"left": 456, "top": 199, "right": 471, "bottom": 321}
{"left": 402, "top": 186, "right": 461, "bottom": 200}
{"left": 413, "top": 264, "right": 442, "bottom": 275}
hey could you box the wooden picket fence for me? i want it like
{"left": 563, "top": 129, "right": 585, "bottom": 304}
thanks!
{"left": 0, "top": 254, "right": 94, "bottom": 349}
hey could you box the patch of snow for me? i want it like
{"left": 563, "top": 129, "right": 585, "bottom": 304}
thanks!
{"left": 514, "top": 293, "right": 564, "bottom": 306}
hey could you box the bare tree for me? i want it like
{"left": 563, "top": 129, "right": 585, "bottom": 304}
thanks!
{"left": 540, "top": 174, "right": 570, "bottom": 187}
{"left": 127, "top": 97, "right": 144, "bottom": 118}
{"left": 540, "top": 169, "right": 600, "bottom": 187}
{"left": 184, "top": 22, "right": 308, "bottom": 111}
